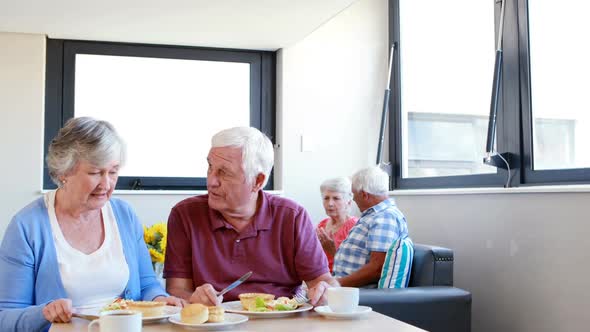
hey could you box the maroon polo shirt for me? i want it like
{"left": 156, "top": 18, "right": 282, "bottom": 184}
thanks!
{"left": 163, "top": 191, "right": 329, "bottom": 301}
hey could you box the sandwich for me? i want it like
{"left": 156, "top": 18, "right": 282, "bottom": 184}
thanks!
{"left": 126, "top": 300, "right": 166, "bottom": 317}
{"left": 238, "top": 293, "right": 275, "bottom": 310}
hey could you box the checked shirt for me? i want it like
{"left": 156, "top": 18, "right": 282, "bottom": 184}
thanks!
{"left": 333, "top": 198, "right": 409, "bottom": 277}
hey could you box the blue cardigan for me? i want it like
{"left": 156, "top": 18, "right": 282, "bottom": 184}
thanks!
{"left": 0, "top": 197, "right": 167, "bottom": 332}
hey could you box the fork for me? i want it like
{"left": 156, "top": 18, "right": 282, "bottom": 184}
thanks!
{"left": 293, "top": 289, "right": 310, "bottom": 304}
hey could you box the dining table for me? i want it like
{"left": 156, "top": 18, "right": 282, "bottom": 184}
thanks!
{"left": 49, "top": 309, "right": 426, "bottom": 332}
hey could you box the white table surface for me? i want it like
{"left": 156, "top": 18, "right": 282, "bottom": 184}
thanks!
{"left": 50, "top": 310, "right": 426, "bottom": 332}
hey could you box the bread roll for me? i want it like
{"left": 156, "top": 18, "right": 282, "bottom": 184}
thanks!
{"left": 126, "top": 300, "right": 165, "bottom": 317}
{"left": 181, "top": 303, "right": 209, "bottom": 324}
{"left": 207, "top": 306, "right": 225, "bottom": 323}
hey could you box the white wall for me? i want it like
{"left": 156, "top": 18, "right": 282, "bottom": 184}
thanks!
{"left": 279, "top": 0, "right": 388, "bottom": 221}
{"left": 1, "top": 1, "right": 590, "bottom": 331}
{"left": 0, "top": 32, "right": 46, "bottom": 236}
{"left": 396, "top": 192, "right": 590, "bottom": 332}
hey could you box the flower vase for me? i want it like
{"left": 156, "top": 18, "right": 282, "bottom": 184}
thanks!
{"left": 154, "top": 262, "right": 165, "bottom": 288}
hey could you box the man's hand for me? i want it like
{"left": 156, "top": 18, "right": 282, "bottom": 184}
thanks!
{"left": 306, "top": 273, "right": 340, "bottom": 306}
{"left": 190, "top": 283, "right": 223, "bottom": 306}
{"left": 317, "top": 228, "right": 336, "bottom": 256}
{"left": 43, "top": 298, "right": 73, "bottom": 323}
{"left": 153, "top": 295, "right": 187, "bottom": 307}
{"left": 307, "top": 280, "right": 331, "bottom": 306}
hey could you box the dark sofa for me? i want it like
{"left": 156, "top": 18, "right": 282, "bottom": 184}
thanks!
{"left": 359, "top": 244, "right": 471, "bottom": 332}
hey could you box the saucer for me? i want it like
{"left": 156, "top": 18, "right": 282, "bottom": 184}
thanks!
{"left": 314, "top": 305, "right": 372, "bottom": 319}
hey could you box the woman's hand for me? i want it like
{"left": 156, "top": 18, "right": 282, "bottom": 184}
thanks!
{"left": 154, "top": 295, "right": 186, "bottom": 307}
{"left": 43, "top": 298, "right": 73, "bottom": 323}
{"left": 317, "top": 227, "right": 336, "bottom": 256}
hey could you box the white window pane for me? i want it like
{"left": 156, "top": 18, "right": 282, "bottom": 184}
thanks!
{"left": 529, "top": 1, "right": 590, "bottom": 170}
{"left": 400, "top": 0, "right": 496, "bottom": 178}
{"left": 74, "top": 54, "right": 250, "bottom": 178}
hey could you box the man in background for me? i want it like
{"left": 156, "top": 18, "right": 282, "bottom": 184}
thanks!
{"left": 333, "top": 166, "right": 410, "bottom": 287}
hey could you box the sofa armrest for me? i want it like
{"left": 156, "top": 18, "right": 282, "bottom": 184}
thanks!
{"left": 411, "top": 244, "right": 454, "bottom": 286}
{"left": 359, "top": 287, "right": 471, "bottom": 332}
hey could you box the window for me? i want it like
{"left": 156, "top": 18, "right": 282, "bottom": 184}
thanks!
{"left": 389, "top": 0, "right": 590, "bottom": 189}
{"left": 521, "top": 0, "right": 590, "bottom": 184}
{"left": 45, "top": 39, "right": 276, "bottom": 190}
{"left": 407, "top": 113, "right": 491, "bottom": 178}
{"left": 391, "top": 0, "right": 504, "bottom": 189}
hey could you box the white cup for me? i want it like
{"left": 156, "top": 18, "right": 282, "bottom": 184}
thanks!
{"left": 326, "top": 287, "right": 359, "bottom": 313}
{"left": 87, "top": 310, "right": 142, "bottom": 332}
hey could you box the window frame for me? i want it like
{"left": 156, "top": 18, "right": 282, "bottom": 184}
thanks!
{"left": 518, "top": 0, "right": 590, "bottom": 185}
{"left": 388, "top": 0, "right": 590, "bottom": 190}
{"left": 44, "top": 38, "right": 276, "bottom": 190}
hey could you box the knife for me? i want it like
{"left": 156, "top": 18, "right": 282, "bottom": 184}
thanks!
{"left": 72, "top": 312, "right": 99, "bottom": 320}
{"left": 217, "top": 271, "right": 253, "bottom": 296}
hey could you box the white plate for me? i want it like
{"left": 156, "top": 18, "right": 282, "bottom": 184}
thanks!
{"left": 142, "top": 305, "right": 183, "bottom": 323}
{"left": 314, "top": 305, "right": 372, "bottom": 319}
{"left": 168, "top": 313, "right": 248, "bottom": 330}
{"left": 221, "top": 301, "right": 313, "bottom": 318}
{"left": 76, "top": 305, "right": 182, "bottom": 323}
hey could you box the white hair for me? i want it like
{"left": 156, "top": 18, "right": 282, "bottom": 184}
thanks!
{"left": 211, "top": 127, "right": 274, "bottom": 187}
{"left": 46, "top": 117, "right": 126, "bottom": 187}
{"left": 351, "top": 166, "right": 390, "bottom": 196}
{"left": 320, "top": 177, "right": 353, "bottom": 201}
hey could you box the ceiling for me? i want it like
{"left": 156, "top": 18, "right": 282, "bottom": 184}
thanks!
{"left": 0, "top": 0, "right": 358, "bottom": 50}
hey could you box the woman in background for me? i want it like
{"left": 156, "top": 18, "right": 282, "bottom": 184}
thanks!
{"left": 0, "top": 117, "right": 182, "bottom": 332}
{"left": 316, "top": 177, "right": 358, "bottom": 273}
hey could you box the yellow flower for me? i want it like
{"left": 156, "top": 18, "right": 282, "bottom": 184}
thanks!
{"left": 152, "top": 223, "right": 167, "bottom": 236}
{"left": 143, "top": 222, "right": 167, "bottom": 267}
{"left": 149, "top": 247, "right": 165, "bottom": 263}
{"left": 160, "top": 234, "right": 167, "bottom": 257}
{"left": 143, "top": 225, "right": 154, "bottom": 244}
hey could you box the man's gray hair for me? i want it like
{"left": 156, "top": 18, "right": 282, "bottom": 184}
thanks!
{"left": 320, "top": 177, "right": 353, "bottom": 201}
{"left": 211, "top": 127, "right": 274, "bottom": 187}
{"left": 46, "top": 117, "right": 126, "bottom": 187}
{"left": 351, "top": 166, "right": 389, "bottom": 196}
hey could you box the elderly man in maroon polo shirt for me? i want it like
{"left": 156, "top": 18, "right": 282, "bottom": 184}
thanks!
{"left": 164, "top": 127, "right": 339, "bottom": 306}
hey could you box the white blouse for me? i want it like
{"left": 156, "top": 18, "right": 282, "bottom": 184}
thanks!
{"left": 45, "top": 190, "right": 130, "bottom": 309}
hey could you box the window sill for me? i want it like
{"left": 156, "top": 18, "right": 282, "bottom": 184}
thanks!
{"left": 390, "top": 185, "right": 590, "bottom": 196}
{"left": 39, "top": 189, "right": 285, "bottom": 196}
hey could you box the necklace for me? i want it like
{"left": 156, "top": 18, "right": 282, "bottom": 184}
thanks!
{"left": 325, "top": 217, "right": 345, "bottom": 235}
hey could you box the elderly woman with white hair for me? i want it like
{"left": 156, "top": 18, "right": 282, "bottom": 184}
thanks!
{"left": 0, "top": 117, "right": 182, "bottom": 332}
{"left": 316, "top": 177, "right": 358, "bottom": 274}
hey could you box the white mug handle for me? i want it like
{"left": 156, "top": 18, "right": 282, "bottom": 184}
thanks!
{"left": 87, "top": 319, "right": 100, "bottom": 332}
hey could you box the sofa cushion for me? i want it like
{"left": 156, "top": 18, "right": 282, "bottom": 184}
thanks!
{"left": 378, "top": 237, "right": 414, "bottom": 288}
{"left": 359, "top": 287, "right": 472, "bottom": 332}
